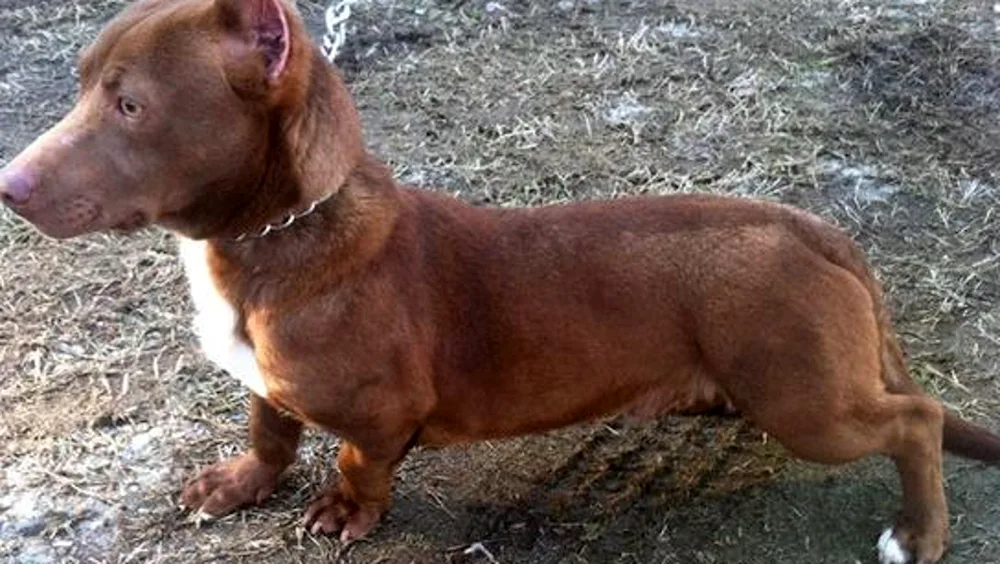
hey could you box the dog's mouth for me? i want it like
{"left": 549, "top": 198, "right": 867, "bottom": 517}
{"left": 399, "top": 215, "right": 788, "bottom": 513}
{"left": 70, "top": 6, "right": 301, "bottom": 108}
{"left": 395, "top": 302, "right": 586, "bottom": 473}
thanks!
{"left": 9, "top": 194, "right": 102, "bottom": 239}
{"left": 10, "top": 195, "right": 148, "bottom": 239}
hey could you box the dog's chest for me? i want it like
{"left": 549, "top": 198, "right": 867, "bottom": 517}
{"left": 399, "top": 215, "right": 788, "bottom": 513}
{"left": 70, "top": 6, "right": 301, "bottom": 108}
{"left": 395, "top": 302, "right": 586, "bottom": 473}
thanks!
{"left": 177, "top": 237, "right": 269, "bottom": 399}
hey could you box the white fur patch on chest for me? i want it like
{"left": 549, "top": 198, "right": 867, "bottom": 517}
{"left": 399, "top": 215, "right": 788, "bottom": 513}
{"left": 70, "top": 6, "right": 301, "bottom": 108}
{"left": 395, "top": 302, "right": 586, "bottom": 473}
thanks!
{"left": 177, "top": 237, "right": 269, "bottom": 399}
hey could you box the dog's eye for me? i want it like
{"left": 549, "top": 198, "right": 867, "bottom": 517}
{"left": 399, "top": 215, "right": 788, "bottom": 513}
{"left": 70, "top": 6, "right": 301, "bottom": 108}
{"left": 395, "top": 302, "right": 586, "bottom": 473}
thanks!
{"left": 117, "top": 96, "right": 142, "bottom": 119}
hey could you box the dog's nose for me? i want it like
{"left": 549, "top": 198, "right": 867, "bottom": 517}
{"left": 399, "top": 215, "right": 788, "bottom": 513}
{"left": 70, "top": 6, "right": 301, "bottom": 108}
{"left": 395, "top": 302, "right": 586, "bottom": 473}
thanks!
{"left": 0, "top": 166, "right": 35, "bottom": 206}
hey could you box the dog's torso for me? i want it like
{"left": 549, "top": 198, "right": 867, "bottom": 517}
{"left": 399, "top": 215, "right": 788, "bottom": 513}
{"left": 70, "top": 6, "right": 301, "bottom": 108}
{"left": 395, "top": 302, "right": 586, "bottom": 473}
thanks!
{"left": 183, "top": 185, "right": 864, "bottom": 448}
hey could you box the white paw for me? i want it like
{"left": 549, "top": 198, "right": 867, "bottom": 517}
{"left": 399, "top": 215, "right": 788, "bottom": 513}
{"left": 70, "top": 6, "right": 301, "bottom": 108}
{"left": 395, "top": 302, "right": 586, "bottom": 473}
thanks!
{"left": 877, "top": 528, "right": 911, "bottom": 564}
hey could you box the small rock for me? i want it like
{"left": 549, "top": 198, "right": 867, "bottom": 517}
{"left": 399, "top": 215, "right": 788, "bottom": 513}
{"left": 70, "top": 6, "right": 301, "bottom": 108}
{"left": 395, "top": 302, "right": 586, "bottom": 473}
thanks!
{"left": 602, "top": 93, "right": 653, "bottom": 126}
{"left": 485, "top": 2, "right": 507, "bottom": 14}
{"left": 11, "top": 543, "right": 57, "bottom": 564}
{"left": 15, "top": 517, "right": 45, "bottom": 537}
{"left": 659, "top": 21, "right": 700, "bottom": 39}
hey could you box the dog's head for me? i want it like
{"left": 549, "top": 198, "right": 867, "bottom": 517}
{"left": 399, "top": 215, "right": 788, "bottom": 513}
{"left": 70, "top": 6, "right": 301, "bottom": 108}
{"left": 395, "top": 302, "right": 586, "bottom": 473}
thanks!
{"left": 0, "top": 0, "right": 361, "bottom": 239}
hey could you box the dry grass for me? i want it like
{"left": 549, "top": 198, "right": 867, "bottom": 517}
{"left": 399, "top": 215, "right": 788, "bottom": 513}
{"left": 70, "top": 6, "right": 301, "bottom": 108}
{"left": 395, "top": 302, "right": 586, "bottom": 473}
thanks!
{"left": 1, "top": 0, "right": 998, "bottom": 562}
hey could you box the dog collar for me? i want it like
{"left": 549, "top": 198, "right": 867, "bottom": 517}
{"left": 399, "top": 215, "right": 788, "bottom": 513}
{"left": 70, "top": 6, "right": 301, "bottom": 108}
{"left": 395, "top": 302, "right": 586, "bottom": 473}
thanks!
{"left": 234, "top": 193, "right": 333, "bottom": 242}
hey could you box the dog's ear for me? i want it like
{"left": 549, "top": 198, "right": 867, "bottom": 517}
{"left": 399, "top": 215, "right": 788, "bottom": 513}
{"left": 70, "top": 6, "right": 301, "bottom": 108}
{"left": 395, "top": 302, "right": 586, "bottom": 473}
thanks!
{"left": 216, "top": 0, "right": 291, "bottom": 81}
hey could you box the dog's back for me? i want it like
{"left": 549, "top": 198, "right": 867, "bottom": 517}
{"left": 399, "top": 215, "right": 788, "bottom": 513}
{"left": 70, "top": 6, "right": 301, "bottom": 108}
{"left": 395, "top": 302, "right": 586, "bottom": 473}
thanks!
{"left": 401, "top": 191, "right": 870, "bottom": 437}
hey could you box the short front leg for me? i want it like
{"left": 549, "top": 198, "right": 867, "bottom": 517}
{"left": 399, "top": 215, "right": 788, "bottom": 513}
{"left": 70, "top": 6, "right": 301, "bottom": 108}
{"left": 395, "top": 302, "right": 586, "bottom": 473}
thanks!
{"left": 182, "top": 394, "right": 303, "bottom": 517}
{"left": 303, "top": 434, "right": 415, "bottom": 542}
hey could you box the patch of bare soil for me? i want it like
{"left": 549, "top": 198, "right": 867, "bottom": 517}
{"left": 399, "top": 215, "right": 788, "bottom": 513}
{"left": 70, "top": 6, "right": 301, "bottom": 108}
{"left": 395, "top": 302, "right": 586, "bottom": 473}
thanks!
{"left": 1, "top": 0, "right": 998, "bottom": 562}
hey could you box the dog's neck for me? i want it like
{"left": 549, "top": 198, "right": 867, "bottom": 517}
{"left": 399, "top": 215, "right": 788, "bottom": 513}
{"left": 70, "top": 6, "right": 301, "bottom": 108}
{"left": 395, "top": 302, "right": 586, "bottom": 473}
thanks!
{"left": 278, "top": 51, "right": 366, "bottom": 208}
{"left": 205, "top": 55, "right": 402, "bottom": 285}
{"left": 164, "top": 47, "right": 369, "bottom": 243}
{"left": 202, "top": 155, "right": 403, "bottom": 305}
{"left": 232, "top": 49, "right": 368, "bottom": 241}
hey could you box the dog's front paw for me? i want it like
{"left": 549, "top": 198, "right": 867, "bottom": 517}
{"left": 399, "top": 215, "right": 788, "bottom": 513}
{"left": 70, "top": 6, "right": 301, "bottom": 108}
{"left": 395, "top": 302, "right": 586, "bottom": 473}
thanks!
{"left": 180, "top": 452, "right": 283, "bottom": 518}
{"left": 302, "top": 488, "right": 386, "bottom": 543}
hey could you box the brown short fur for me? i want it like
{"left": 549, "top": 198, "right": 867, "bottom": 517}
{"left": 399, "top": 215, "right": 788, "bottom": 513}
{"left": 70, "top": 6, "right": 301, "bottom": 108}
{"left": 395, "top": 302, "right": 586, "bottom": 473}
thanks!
{"left": 2, "top": 1, "right": 998, "bottom": 561}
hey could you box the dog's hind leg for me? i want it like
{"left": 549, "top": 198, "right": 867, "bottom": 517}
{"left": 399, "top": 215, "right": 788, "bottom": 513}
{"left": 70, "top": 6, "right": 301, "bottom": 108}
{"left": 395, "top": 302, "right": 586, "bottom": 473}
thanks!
{"left": 181, "top": 394, "right": 303, "bottom": 517}
{"left": 739, "top": 378, "right": 948, "bottom": 564}
{"left": 700, "top": 235, "right": 950, "bottom": 563}
{"left": 876, "top": 395, "right": 948, "bottom": 564}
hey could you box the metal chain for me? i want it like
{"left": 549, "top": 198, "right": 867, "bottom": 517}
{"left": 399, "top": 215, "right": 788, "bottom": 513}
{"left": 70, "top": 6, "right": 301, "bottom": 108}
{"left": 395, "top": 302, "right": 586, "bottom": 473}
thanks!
{"left": 234, "top": 193, "right": 333, "bottom": 241}
{"left": 322, "top": 0, "right": 359, "bottom": 63}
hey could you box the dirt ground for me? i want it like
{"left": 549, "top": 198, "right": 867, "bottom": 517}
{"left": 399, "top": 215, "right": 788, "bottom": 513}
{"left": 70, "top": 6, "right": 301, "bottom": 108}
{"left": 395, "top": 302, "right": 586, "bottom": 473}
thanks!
{"left": 1, "top": 0, "right": 999, "bottom": 562}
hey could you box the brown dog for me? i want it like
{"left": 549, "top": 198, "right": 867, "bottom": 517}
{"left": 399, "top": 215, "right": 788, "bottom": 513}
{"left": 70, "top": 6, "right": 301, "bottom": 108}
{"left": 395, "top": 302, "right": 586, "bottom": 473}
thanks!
{"left": 1, "top": 0, "right": 998, "bottom": 562}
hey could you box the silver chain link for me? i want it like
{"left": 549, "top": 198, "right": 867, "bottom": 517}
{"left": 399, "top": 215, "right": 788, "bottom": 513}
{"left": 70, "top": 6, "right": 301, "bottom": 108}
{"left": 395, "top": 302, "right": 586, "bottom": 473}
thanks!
{"left": 322, "top": 0, "right": 359, "bottom": 63}
{"left": 234, "top": 193, "right": 333, "bottom": 241}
